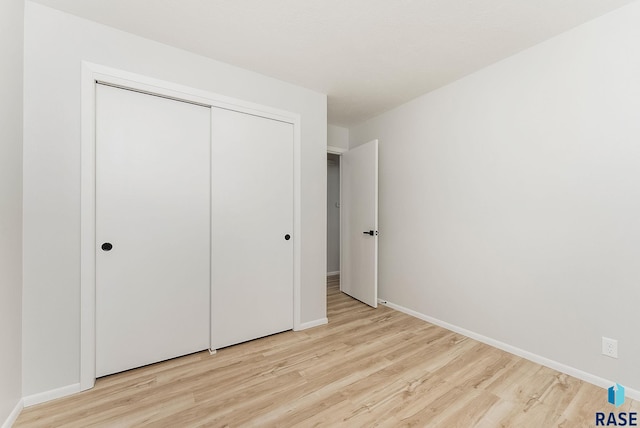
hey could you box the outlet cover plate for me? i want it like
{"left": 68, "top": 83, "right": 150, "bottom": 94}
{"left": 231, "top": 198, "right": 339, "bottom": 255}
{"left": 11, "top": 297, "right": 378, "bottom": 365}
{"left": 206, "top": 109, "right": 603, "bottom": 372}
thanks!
{"left": 602, "top": 337, "right": 618, "bottom": 358}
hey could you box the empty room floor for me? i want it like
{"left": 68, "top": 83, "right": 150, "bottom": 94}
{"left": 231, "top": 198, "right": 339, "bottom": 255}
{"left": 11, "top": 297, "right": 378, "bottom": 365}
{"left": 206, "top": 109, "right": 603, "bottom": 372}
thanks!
{"left": 15, "top": 275, "right": 637, "bottom": 427}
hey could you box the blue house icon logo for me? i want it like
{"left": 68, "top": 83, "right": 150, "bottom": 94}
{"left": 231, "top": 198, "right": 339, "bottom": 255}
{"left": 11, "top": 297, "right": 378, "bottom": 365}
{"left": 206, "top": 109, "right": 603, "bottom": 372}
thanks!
{"left": 608, "top": 383, "right": 625, "bottom": 407}
{"left": 596, "top": 384, "right": 636, "bottom": 426}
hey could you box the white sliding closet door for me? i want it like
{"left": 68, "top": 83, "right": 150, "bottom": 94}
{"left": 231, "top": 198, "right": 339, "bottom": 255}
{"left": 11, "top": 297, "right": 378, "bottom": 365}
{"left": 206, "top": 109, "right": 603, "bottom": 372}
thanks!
{"left": 211, "top": 108, "right": 294, "bottom": 350}
{"left": 95, "top": 84, "right": 210, "bottom": 377}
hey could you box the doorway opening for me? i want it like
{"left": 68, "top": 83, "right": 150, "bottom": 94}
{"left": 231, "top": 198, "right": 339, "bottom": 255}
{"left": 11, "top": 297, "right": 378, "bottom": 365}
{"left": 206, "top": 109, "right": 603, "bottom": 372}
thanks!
{"left": 327, "top": 153, "right": 341, "bottom": 281}
{"left": 327, "top": 140, "right": 379, "bottom": 307}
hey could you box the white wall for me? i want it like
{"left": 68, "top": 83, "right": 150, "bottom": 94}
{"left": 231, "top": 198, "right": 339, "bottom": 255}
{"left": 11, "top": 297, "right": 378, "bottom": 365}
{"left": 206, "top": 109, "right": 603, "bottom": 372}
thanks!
{"left": 327, "top": 155, "right": 340, "bottom": 274}
{"left": 0, "top": 0, "right": 24, "bottom": 424}
{"left": 351, "top": 1, "right": 640, "bottom": 391}
{"left": 328, "top": 124, "right": 349, "bottom": 150}
{"left": 23, "top": 1, "right": 326, "bottom": 397}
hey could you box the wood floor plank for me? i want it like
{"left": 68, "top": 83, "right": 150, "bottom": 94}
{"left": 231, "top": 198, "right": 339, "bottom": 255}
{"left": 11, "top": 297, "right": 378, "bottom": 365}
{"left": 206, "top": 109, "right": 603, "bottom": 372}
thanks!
{"left": 15, "top": 274, "right": 635, "bottom": 427}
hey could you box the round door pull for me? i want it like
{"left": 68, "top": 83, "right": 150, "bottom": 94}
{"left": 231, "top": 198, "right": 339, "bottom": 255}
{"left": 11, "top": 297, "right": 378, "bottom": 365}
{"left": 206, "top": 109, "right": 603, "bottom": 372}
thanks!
{"left": 101, "top": 242, "right": 113, "bottom": 251}
{"left": 284, "top": 234, "right": 291, "bottom": 241}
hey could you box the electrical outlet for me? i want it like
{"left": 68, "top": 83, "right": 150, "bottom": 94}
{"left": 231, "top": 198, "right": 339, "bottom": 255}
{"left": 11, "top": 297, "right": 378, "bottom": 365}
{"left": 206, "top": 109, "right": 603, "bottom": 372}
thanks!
{"left": 602, "top": 337, "right": 618, "bottom": 358}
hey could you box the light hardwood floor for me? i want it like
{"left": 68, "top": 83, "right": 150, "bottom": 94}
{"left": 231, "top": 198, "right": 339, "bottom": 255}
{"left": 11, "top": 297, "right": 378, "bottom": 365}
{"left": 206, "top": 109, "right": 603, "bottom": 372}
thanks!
{"left": 16, "top": 275, "right": 637, "bottom": 427}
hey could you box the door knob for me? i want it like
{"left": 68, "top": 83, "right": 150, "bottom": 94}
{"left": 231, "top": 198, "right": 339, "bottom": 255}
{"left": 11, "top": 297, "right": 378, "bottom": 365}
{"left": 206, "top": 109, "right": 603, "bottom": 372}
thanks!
{"left": 101, "top": 242, "right": 113, "bottom": 251}
{"left": 362, "top": 230, "right": 378, "bottom": 236}
{"left": 284, "top": 234, "right": 291, "bottom": 241}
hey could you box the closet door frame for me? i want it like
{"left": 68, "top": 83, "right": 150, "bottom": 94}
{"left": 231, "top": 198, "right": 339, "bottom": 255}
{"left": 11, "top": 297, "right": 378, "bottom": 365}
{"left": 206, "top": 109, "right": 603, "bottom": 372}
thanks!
{"left": 80, "top": 62, "right": 302, "bottom": 391}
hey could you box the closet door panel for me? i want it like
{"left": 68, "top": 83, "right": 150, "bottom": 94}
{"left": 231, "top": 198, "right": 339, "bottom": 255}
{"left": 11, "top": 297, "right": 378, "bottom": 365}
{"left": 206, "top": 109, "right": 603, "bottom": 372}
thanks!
{"left": 96, "top": 85, "right": 210, "bottom": 377}
{"left": 211, "top": 108, "right": 294, "bottom": 349}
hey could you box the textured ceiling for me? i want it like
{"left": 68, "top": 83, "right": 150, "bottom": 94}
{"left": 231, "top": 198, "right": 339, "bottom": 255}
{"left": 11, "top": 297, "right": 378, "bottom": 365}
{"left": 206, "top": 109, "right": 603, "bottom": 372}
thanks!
{"left": 31, "top": 0, "right": 637, "bottom": 126}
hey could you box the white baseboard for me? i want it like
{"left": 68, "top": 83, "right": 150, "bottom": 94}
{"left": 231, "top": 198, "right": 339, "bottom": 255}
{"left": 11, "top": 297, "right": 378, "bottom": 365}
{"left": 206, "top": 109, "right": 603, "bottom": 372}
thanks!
{"left": 1, "top": 399, "right": 23, "bottom": 428}
{"left": 23, "top": 383, "right": 81, "bottom": 407}
{"left": 379, "top": 298, "right": 640, "bottom": 401}
{"left": 326, "top": 271, "right": 340, "bottom": 276}
{"left": 296, "top": 317, "right": 328, "bottom": 331}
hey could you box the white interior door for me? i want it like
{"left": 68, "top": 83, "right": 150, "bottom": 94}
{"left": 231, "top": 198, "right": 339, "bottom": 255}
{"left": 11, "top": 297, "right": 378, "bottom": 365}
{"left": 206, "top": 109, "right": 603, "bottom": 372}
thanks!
{"left": 211, "top": 108, "right": 294, "bottom": 350}
{"left": 341, "top": 140, "right": 378, "bottom": 308}
{"left": 95, "top": 84, "right": 211, "bottom": 377}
